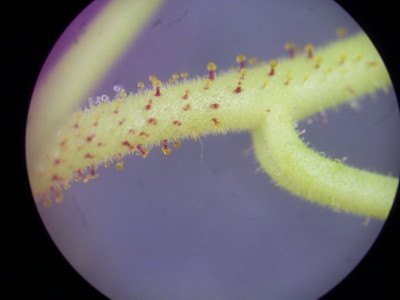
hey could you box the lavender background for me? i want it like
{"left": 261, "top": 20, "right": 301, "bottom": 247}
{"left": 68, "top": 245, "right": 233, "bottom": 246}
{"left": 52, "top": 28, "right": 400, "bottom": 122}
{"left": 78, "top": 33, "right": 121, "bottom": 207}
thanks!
{"left": 32, "top": 0, "right": 400, "bottom": 299}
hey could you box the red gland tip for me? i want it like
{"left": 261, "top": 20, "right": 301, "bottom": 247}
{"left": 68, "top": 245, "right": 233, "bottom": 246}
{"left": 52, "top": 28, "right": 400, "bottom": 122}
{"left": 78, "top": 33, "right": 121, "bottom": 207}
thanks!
{"left": 305, "top": 44, "right": 314, "bottom": 59}
{"left": 268, "top": 60, "right": 277, "bottom": 76}
{"left": 236, "top": 54, "right": 247, "bottom": 70}
{"left": 284, "top": 42, "right": 296, "bottom": 59}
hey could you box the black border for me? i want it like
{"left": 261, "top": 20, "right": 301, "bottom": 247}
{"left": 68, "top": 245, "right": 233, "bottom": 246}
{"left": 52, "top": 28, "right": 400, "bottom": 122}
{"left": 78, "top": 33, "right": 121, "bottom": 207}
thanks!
{"left": 3, "top": 1, "right": 399, "bottom": 299}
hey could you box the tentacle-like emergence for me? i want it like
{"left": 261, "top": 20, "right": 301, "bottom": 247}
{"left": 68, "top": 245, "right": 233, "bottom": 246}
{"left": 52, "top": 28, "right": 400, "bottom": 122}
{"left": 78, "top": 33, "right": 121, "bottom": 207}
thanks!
{"left": 29, "top": 31, "right": 398, "bottom": 218}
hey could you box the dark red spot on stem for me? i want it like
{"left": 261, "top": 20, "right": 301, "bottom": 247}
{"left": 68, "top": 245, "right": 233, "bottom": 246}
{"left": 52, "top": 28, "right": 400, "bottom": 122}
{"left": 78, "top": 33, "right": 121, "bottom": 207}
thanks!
{"left": 86, "top": 134, "right": 96, "bottom": 142}
{"left": 172, "top": 120, "right": 182, "bottom": 126}
{"left": 209, "top": 103, "right": 220, "bottom": 109}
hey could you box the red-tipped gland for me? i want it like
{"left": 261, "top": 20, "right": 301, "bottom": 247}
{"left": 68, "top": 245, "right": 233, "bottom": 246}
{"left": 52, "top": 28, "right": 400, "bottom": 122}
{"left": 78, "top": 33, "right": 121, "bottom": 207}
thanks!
{"left": 207, "top": 62, "right": 217, "bottom": 80}
{"left": 153, "top": 79, "right": 162, "bottom": 97}
{"left": 51, "top": 185, "right": 63, "bottom": 196}
{"left": 233, "top": 80, "right": 243, "bottom": 94}
{"left": 211, "top": 118, "right": 222, "bottom": 127}
{"left": 136, "top": 144, "right": 149, "bottom": 158}
{"left": 139, "top": 131, "right": 149, "bottom": 138}
{"left": 268, "top": 60, "right": 277, "bottom": 76}
{"left": 145, "top": 99, "right": 153, "bottom": 110}
{"left": 161, "top": 140, "right": 172, "bottom": 155}
{"left": 236, "top": 54, "right": 247, "bottom": 70}
{"left": 122, "top": 140, "right": 135, "bottom": 150}
{"left": 50, "top": 186, "right": 64, "bottom": 204}
{"left": 305, "top": 44, "right": 314, "bottom": 59}
{"left": 147, "top": 118, "right": 157, "bottom": 125}
{"left": 172, "top": 120, "right": 182, "bottom": 126}
{"left": 209, "top": 103, "right": 220, "bottom": 110}
{"left": 84, "top": 153, "right": 96, "bottom": 159}
{"left": 89, "top": 165, "right": 98, "bottom": 179}
{"left": 182, "top": 89, "right": 190, "bottom": 100}
{"left": 51, "top": 174, "right": 65, "bottom": 182}
{"left": 75, "top": 170, "right": 87, "bottom": 182}
{"left": 284, "top": 42, "right": 296, "bottom": 58}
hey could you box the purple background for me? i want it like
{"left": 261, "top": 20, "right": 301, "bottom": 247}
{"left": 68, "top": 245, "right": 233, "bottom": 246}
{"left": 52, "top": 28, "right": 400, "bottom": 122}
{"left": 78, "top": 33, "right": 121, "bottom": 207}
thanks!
{"left": 32, "top": 0, "right": 400, "bottom": 299}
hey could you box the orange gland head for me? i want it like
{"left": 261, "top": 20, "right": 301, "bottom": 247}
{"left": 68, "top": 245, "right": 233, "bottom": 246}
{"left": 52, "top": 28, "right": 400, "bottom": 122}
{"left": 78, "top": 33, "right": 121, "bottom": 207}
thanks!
{"left": 339, "top": 54, "right": 347, "bottom": 65}
{"left": 118, "top": 89, "right": 128, "bottom": 98}
{"left": 191, "top": 129, "right": 201, "bottom": 140}
{"left": 248, "top": 57, "right": 258, "bottom": 66}
{"left": 168, "top": 73, "right": 180, "bottom": 84}
{"left": 63, "top": 181, "right": 71, "bottom": 190}
{"left": 207, "top": 62, "right": 217, "bottom": 80}
{"left": 236, "top": 54, "right": 247, "bottom": 69}
{"left": 115, "top": 161, "right": 124, "bottom": 170}
{"left": 305, "top": 44, "right": 314, "bottom": 59}
{"left": 173, "top": 141, "right": 182, "bottom": 148}
{"left": 172, "top": 73, "right": 180, "bottom": 80}
{"left": 148, "top": 74, "right": 158, "bottom": 82}
{"left": 180, "top": 72, "right": 189, "bottom": 79}
{"left": 284, "top": 42, "right": 296, "bottom": 58}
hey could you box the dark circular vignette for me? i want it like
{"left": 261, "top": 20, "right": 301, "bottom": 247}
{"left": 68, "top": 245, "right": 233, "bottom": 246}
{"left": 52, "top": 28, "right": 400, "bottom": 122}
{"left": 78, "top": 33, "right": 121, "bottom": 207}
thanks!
{"left": 4, "top": 2, "right": 106, "bottom": 299}
{"left": 5, "top": 1, "right": 398, "bottom": 299}
{"left": 323, "top": 2, "right": 400, "bottom": 298}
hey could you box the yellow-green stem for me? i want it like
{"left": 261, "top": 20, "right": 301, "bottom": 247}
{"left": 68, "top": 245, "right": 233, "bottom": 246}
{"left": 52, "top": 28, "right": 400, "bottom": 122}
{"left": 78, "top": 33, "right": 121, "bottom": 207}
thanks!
{"left": 28, "top": 29, "right": 398, "bottom": 219}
